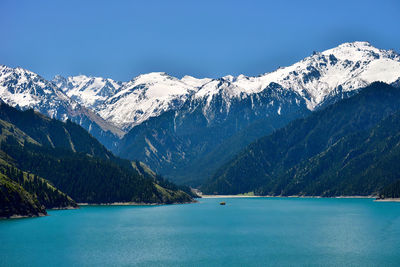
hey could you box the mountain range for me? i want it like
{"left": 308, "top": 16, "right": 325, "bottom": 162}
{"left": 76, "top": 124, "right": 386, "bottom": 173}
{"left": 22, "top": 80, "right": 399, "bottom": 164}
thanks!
{"left": 1, "top": 41, "right": 400, "bottom": 187}
{"left": 53, "top": 41, "right": 400, "bottom": 129}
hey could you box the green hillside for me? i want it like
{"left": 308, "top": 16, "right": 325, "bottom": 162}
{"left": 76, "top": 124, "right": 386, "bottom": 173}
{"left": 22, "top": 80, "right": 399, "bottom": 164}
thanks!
{"left": 0, "top": 103, "right": 194, "bottom": 218}
{"left": 0, "top": 173, "right": 46, "bottom": 218}
{"left": 203, "top": 82, "right": 400, "bottom": 196}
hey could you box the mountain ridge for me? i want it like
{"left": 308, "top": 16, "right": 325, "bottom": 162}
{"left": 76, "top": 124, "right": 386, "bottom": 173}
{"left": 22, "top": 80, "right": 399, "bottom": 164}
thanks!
{"left": 3, "top": 41, "right": 399, "bottom": 136}
{"left": 2, "top": 41, "right": 400, "bottom": 185}
{"left": 51, "top": 41, "right": 400, "bottom": 131}
{"left": 0, "top": 65, "right": 124, "bottom": 149}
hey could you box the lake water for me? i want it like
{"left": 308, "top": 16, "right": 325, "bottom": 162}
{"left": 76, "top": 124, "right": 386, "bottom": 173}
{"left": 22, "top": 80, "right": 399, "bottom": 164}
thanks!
{"left": 1, "top": 197, "right": 400, "bottom": 266}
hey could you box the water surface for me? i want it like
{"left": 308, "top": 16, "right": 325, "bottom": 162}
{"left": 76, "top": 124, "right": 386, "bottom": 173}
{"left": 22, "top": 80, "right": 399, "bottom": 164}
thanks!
{"left": 1, "top": 198, "right": 400, "bottom": 266}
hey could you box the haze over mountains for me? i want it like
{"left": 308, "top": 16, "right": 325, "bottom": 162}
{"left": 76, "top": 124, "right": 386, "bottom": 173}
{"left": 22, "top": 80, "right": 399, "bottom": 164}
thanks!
{"left": 1, "top": 41, "right": 400, "bottom": 187}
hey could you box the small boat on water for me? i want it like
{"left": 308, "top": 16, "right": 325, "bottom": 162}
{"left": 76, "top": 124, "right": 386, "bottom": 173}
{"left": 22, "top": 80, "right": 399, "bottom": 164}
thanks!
{"left": 220, "top": 202, "right": 226, "bottom": 205}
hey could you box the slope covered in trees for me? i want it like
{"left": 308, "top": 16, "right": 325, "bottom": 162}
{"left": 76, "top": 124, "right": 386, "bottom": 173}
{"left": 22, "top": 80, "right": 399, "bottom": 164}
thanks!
{"left": 202, "top": 82, "right": 400, "bottom": 196}
{"left": 0, "top": 103, "right": 114, "bottom": 160}
{"left": 1, "top": 141, "right": 192, "bottom": 204}
{"left": 0, "top": 149, "right": 79, "bottom": 218}
{"left": 257, "top": 111, "right": 400, "bottom": 196}
{"left": 0, "top": 173, "right": 46, "bottom": 218}
{"left": 379, "top": 180, "right": 400, "bottom": 199}
{"left": 0, "top": 103, "right": 194, "bottom": 217}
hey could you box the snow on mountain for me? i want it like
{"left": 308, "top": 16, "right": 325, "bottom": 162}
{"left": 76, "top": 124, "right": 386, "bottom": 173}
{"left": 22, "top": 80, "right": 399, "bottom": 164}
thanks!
{"left": 193, "top": 41, "right": 400, "bottom": 109}
{"left": 0, "top": 65, "right": 124, "bottom": 149}
{"left": 53, "top": 72, "right": 211, "bottom": 129}
{"left": 3, "top": 42, "right": 400, "bottom": 133}
{"left": 88, "top": 42, "right": 400, "bottom": 129}
{"left": 3, "top": 41, "right": 398, "bottom": 185}
{"left": 97, "top": 72, "right": 209, "bottom": 129}
{"left": 0, "top": 65, "right": 75, "bottom": 120}
{"left": 181, "top": 75, "right": 212, "bottom": 88}
{"left": 52, "top": 74, "right": 123, "bottom": 110}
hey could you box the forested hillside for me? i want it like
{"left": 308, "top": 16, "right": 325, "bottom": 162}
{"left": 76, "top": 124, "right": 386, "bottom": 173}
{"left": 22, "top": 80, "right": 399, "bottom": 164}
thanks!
{"left": 379, "top": 180, "right": 400, "bottom": 199}
{"left": 0, "top": 173, "right": 46, "bottom": 218}
{"left": 203, "top": 82, "right": 400, "bottom": 196}
{"left": 0, "top": 104, "right": 194, "bottom": 218}
{"left": 0, "top": 155, "right": 78, "bottom": 218}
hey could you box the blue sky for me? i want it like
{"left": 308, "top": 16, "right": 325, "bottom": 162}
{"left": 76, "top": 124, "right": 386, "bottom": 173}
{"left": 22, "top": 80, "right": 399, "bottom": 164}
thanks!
{"left": 1, "top": 0, "right": 399, "bottom": 81}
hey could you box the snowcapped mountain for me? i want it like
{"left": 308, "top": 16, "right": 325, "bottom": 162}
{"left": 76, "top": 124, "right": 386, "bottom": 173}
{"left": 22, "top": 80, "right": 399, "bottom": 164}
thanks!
{"left": 54, "top": 72, "right": 211, "bottom": 129}
{"left": 189, "top": 41, "right": 400, "bottom": 110}
{"left": 98, "top": 73, "right": 211, "bottom": 129}
{"left": 2, "top": 41, "right": 400, "bottom": 185}
{"left": 113, "top": 41, "right": 400, "bottom": 185}
{"left": 0, "top": 65, "right": 124, "bottom": 149}
{"left": 53, "top": 42, "right": 400, "bottom": 131}
{"left": 52, "top": 75, "right": 124, "bottom": 110}
{"left": 0, "top": 65, "right": 73, "bottom": 119}
{"left": 116, "top": 82, "right": 310, "bottom": 185}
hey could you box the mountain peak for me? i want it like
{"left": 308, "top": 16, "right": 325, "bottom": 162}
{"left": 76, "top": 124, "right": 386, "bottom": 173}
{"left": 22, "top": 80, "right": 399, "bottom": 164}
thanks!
{"left": 124, "top": 72, "right": 180, "bottom": 87}
{"left": 181, "top": 75, "right": 212, "bottom": 88}
{"left": 321, "top": 41, "right": 398, "bottom": 62}
{"left": 52, "top": 74, "right": 123, "bottom": 110}
{"left": 1, "top": 65, "right": 36, "bottom": 77}
{"left": 53, "top": 74, "right": 66, "bottom": 80}
{"left": 338, "top": 41, "right": 372, "bottom": 48}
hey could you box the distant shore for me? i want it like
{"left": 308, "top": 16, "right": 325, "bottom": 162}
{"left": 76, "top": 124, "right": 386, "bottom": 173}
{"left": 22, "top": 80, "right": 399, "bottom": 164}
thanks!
{"left": 77, "top": 200, "right": 196, "bottom": 206}
{"left": 78, "top": 202, "right": 160, "bottom": 206}
{"left": 0, "top": 213, "right": 47, "bottom": 220}
{"left": 201, "top": 195, "right": 400, "bottom": 202}
{"left": 49, "top": 206, "right": 79, "bottom": 210}
{"left": 374, "top": 198, "right": 400, "bottom": 202}
{"left": 201, "top": 195, "right": 263, "bottom": 198}
{"left": 201, "top": 195, "right": 376, "bottom": 199}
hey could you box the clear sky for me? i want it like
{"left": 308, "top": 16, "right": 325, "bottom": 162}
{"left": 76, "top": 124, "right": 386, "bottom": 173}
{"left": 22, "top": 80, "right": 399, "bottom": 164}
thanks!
{"left": 1, "top": 0, "right": 399, "bottom": 81}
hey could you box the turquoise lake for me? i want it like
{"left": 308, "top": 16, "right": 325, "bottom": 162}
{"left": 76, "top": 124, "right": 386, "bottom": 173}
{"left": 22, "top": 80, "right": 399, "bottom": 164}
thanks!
{"left": 1, "top": 197, "right": 400, "bottom": 266}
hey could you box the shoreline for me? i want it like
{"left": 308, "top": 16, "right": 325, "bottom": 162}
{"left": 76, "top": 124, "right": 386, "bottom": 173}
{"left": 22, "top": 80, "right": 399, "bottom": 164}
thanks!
{"left": 0, "top": 212, "right": 47, "bottom": 220}
{"left": 201, "top": 195, "right": 264, "bottom": 198}
{"left": 49, "top": 206, "right": 79, "bottom": 210}
{"left": 1, "top": 202, "right": 196, "bottom": 220}
{"left": 201, "top": 195, "right": 376, "bottom": 199}
{"left": 374, "top": 198, "right": 400, "bottom": 202}
{"left": 77, "top": 200, "right": 197, "bottom": 206}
